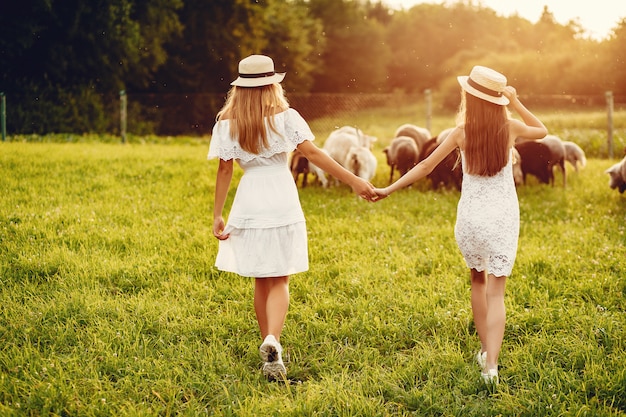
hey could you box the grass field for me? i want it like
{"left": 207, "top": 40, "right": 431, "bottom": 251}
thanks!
{"left": 0, "top": 123, "right": 625, "bottom": 416}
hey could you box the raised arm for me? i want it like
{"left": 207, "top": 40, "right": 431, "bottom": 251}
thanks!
{"left": 504, "top": 86, "right": 548, "bottom": 140}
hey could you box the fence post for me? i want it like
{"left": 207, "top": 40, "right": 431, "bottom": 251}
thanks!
{"left": 424, "top": 89, "right": 432, "bottom": 133}
{"left": 120, "top": 90, "right": 127, "bottom": 144}
{"left": 1, "top": 92, "right": 6, "bottom": 142}
{"left": 606, "top": 91, "right": 614, "bottom": 159}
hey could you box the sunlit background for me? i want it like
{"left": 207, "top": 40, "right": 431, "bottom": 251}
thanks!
{"left": 385, "top": 0, "right": 626, "bottom": 40}
{"left": 2, "top": 0, "right": 625, "bottom": 136}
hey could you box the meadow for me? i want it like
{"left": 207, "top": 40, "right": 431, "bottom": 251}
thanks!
{"left": 0, "top": 107, "right": 625, "bottom": 416}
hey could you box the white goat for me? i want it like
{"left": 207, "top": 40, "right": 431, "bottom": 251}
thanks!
{"left": 563, "top": 141, "right": 587, "bottom": 172}
{"left": 321, "top": 126, "right": 378, "bottom": 184}
{"left": 605, "top": 156, "right": 626, "bottom": 193}
{"left": 344, "top": 146, "right": 377, "bottom": 181}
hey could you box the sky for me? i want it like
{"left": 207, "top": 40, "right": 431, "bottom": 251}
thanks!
{"left": 383, "top": 0, "right": 626, "bottom": 40}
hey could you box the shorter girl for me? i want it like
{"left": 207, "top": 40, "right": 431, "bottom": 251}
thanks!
{"left": 374, "top": 66, "right": 547, "bottom": 384}
{"left": 209, "top": 55, "right": 377, "bottom": 380}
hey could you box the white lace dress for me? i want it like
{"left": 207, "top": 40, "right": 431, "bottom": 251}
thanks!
{"left": 207, "top": 108, "right": 314, "bottom": 278}
{"left": 454, "top": 149, "right": 519, "bottom": 277}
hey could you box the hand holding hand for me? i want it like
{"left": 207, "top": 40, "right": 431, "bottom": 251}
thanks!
{"left": 373, "top": 187, "right": 390, "bottom": 201}
{"left": 351, "top": 178, "right": 380, "bottom": 202}
{"left": 213, "top": 216, "right": 230, "bottom": 240}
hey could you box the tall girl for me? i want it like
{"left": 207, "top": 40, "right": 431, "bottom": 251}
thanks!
{"left": 209, "top": 55, "right": 377, "bottom": 380}
{"left": 374, "top": 66, "right": 547, "bottom": 384}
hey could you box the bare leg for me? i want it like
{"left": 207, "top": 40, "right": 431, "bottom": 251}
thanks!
{"left": 470, "top": 269, "right": 488, "bottom": 354}
{"left": 255, "top": 276, "right": 290, "bottom": 379}
{"left": 485, "top": 274, "right": 507, "bottom": 371}
{"left": 254, "top": 276, "right": 290, "bottom": 340}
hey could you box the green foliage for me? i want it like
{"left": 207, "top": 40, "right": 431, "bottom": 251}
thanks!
{"left": 0, "top": 0, "right": 182, "bottom": 92}
{"left": 262, "top": 0, "right": 325, "bottom": 93}
{"left": 308, "top": 0, "right": 392, "bottom": 92}
{"left": 0, "top": 0, "right": 183, "bottom": 134}
{"left": 144, "top": 0, "right": 324, "bottom": 134}
{"left": 606, "top": 18, "right": 626, "bottom": 93}
{"left": 2, "top": 0, "right": 626, "bottom": 135}
{"left": 0, "top": 134, "right": 625, "bottom": 415}
{"left": 7, "top": 86, "right": 118, "bottom": 135}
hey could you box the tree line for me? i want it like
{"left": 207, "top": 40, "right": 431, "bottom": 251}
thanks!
{"left": 1, "top": 0, "right": 625, "bottom": 135}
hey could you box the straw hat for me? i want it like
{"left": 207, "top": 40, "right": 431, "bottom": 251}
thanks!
{"left": 230, "top": 55, "right": 286, "bottom": 87}
{"left": 457, "top": 66, "right": 509, "bottom": 105}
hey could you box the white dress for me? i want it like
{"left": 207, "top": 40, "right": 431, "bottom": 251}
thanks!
{"left": 207, "top": 108, "right": 314, "bottom": 278}
{"left": 454, "top": 149, "right": 519, "bottom": 277}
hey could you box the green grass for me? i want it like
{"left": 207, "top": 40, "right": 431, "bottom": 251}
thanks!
{"left": 0, "top": 137, "right": 625, "bottom": 416}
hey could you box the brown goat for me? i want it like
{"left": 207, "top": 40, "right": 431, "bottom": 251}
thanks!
{"left": 383, "top": 136, "right": 419, "bottom": 184}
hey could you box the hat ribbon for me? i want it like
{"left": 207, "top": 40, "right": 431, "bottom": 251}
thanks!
{"left": 468, "top": 77, "right": 502, "bottom": 97}
{"left": 239, "top": 71, "right": 276, "bottom": 79}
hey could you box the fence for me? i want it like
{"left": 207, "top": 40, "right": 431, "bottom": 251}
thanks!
{"left": 119, "top": 91, "right": 428, "bottom": 136}
{"left": 1, "top": 90, "right": 624, "bottom": 157}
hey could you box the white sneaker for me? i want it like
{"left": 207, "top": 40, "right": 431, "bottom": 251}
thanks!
{"left": 262, "top": 358, "right": 286, "bottom": 381}
{"left": 481, "top": 368, "right": 499, "bottom": 385}
{"left": 260, "top": 335, "right": 286, "bottom": 380}
{"left": 259, "top": 335, "right": 282, "bottom": 362}
{"left": 475, "top": 351, "right": 487, "bottom": 369}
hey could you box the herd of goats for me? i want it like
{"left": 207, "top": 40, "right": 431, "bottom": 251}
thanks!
{"left": 289, "top": 124, "right": 626, "bottom": 194}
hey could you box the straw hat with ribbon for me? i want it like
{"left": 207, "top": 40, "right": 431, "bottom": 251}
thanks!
{"left": 457, "top": 65, "right": 509, "bottom": 105}
{"left": 231, "top": 55, "right": 286, "bottom": 87}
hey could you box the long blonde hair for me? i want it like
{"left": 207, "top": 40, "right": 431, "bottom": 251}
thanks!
{"left": 216, "top": 83, "right": 289, "bottom": 154}
{"left": 456, "top": 91, "right": 510, "bottom": 176}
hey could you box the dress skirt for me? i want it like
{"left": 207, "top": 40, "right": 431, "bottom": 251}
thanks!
{"left": 454, "top": 149, "right": 519, "bottom": 277}
{"left": 215, "top": 163, "right": 309, "bottom": 278}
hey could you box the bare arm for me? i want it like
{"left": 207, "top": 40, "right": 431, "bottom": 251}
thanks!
{"left": 504, "top": 86, "right": 548, "bottom": 140}
{"left": 376, "top": 128, "right": 461, "bottom": 197}
{"left": 213, "top": 158, "right": 233, "bottom": 239}
{"left": 296, "top": 140, "right": 377, "bottom": 201}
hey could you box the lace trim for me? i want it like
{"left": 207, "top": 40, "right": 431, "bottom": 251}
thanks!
{"left": 208, "top": 108, "right": 314, "bottom": 162}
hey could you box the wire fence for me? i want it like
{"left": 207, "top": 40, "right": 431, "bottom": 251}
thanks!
{"left": 125, "top": 91, "right": 427, "bottom": 136}
{"left": 125, "top": 91, "right": 626, "bottom": 136}
{"left": 1, "top": 90, "right": 625, "bottom": 156}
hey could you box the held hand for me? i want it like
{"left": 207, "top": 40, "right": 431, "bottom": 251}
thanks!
{"left": 351, "top": 178, "right": 379, "bottom": 202}
{"left": 373, "top": 187, "right": 390, "bottom": 201}
{"left": 213, "top": 216, "right": 229, "bottom": 240}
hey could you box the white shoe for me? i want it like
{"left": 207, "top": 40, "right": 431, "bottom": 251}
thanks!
{"left": 259, "top": 335, "right": 282, "bottom": 362}
{"left": 262, "top": 358, "right": 286, "bottom": 381}
{"left": 260, "top": 335, "right": 286, "bottom": 380}
{"left": 481, "top": 368, "right": 499, "bottom": 385}
{"left": 475, "top": 351, "right": 487, "bottom": 369}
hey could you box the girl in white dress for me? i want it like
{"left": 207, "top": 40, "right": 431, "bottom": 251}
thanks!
{"left": 209, "top": 55, "right": 377, "bottom": 380}
{"left": 374, "top": 66, "right": 547, "bottom": 384}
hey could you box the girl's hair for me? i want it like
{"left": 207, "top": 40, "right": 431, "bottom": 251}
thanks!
{"left": 216, "top": 83, "right": 289, "bottom": 154}
{"left": 456, "top": 91, "right": 510, "bottom": 176}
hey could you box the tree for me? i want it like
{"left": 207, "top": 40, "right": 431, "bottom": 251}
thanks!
{"left": 606, "top": 18, "right": 626, "bottom": 94}
{"left": 308, "top": 0, "right": 392, "bottom": 93}
{"left": 386, "top": 2, "right": 506, "bottom": 93}
{"left": 147, "top": 0, "right": 323, "bottom": 134}
{"left": 153, "top": 0, "right": 322, "bottom": 94}
{"left": 0, "top": 0, "right": 182, "bottom": 133}
{"left": 0, "top": 0, "right": 182, "bottom": 93}
{"left": 259, "top": 0, "right": 325, "bottom": 93}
